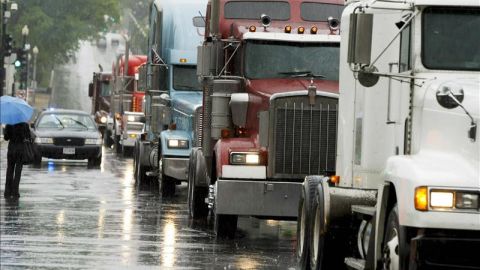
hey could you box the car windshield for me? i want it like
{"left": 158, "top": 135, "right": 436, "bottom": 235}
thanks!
{"left": 37, "top": 113, "right": 96, "bottom": 131}
{"left": 244, "top": 40, "right": 340, "bottom": 80}
{"left": 172, "top": 65, "right": 201, "bottom": 91}
{"left": 422, "top": 7, "right": 480, "bottom": 71}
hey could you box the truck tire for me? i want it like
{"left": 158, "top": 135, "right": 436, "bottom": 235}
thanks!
{"left": 297, "top": 176, "right": 322, "bottom": 269}
{"left": 382, "top": 205, "right": 404, "bottom": 270}
{"left": 160, "top": 175, "right": 175, "bottom": 196}
{"left": 214, "top": 214, "right": 237, "bottom": 239}
{"left": 188, "top": 148, "right": 209, "bottom": 219}
{"left": 309, "top": 182, "right": 346, "bottom": 270}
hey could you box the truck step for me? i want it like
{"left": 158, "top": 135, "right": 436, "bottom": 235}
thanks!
{"left": 351, "top": 205, "right": 376, "bottom": 217}
{"left": 146, "top": 171, "right": 159, "bottom": 177}
{"left": 344, "top": 257, "right": 365, "bottom": 270}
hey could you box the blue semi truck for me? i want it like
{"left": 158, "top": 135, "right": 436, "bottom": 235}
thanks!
{"left": 134, "top": 0, "right": 207, "bottom": 196}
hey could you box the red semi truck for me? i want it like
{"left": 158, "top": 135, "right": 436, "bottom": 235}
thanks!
{"left": 110, "top": 54, "right": 148, "bottom": 155}
{"left": 88, "top": 71, "right": 113, "bottom": 145}
{"left": 189, "top": 0, "right": 344, "bottom": 238}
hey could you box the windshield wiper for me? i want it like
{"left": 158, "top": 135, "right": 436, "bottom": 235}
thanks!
{"left": 53, "top": 116, "right": 65, "bottom": 130}
{"left": 65, "top": 117, "right": 89, "bottom": 130}
{"left": 278, "top": 71, "right": 326, "bottom": 79}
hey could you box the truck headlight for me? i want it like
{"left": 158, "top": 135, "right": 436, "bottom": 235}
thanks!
{"left": 127, "top": 115, "right": 135, "bottom": 122}
{"left": 430, "top": 191, "right": 454, "bottom": 208}
{"left": 230, "top": 152, "right": 260, "bottom": 165}
{"left": 35, "top": 137, "right": 53, "bottom": 144}
{"left": 167, "top": 139, "right": 188, "bottom": 149}
{"left": 100, "top": 116, "right": 107, "bottom": 123}
{"left": 456, "top": 193, "right": 479, "bottom": 209}
{"left": 85, "top": 138, "right": 103, "bottom": 145}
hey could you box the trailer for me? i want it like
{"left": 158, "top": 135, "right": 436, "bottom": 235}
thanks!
{"left": 297, "top": 1, "right": 480, "bottom": 269}
{"left": 134, "top": 0, "right": 207, "bottom": 196}
{"left": 189, "top": 0, "right": 345, "bottom": 238}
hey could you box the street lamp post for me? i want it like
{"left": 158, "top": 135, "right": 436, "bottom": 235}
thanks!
{"left": 0, "top": 0, "right": 18, "bottom": 96}
{"left": 31, "top": 45, "right": 38, "bottom": 89}
{"left": 20, "top": 24, "right": 29, "bottom": 91}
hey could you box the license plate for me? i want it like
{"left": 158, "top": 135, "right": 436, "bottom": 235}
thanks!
{"left": 63, "top": 148, "right": 75, "bottom": 155}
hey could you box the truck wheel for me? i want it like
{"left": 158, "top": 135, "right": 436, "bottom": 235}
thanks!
{"left": 310, "top": 183, "right": 345, "bottom": 270}
{"left": 160, "top": 175, "right": 175, "bottom": 197}
{"left": 214, "top": 214, "right": 237, "bottom": 239}
{"left": 297, "top": 176, "right": 322, "bottom": 269}
{"left": 382, "top": 205, "right": 402, "bottom": 270}
{"left": 188, "top": 148, "right": 209, "bottom": 219}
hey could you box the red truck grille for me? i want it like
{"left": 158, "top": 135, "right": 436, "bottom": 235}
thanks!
{"left": 271, "top": 95, "right": 338, "bottom": 178}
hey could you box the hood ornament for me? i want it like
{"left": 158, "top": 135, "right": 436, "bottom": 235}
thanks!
{"left": 308, "top": 77, "right": 316, "bottom": 105}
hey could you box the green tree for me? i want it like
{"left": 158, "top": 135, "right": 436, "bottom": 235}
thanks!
{"left": 9, "top": 0, "right": 120, "bottom": 87}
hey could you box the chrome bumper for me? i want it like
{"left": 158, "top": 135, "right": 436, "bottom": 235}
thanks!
{"left": 163, "top": 157, "right": 189, "bottom": 181}
{"left": 214, "top": 180, "right": 302, "bottom": 218}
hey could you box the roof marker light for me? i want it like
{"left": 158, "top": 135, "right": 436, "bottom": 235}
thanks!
{"left": 180, "top": 58, "right": 187, "bottom": 63}
{"left": 249, "top": 25, "right": 256, "bottom": 32}
{"left": 284, "top": 25, "right": 292, "bottom": 33}
{"left": 310, "top": 26, "right": 318, "bottom": 34}
{"left": 298, "top": 27, "right": 305, "bottom": 34}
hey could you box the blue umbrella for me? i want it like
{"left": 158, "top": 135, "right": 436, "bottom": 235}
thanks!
{"left": 0, "top": 96, "right": 34, "bottom": 124}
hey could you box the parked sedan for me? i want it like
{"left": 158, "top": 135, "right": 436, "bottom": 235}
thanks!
{"left": 32, "top": 109, "right": 102, "bottom": 167}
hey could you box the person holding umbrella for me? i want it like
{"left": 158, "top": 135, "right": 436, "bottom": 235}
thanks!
{"left": 1, "top": 96, "right": 34, "bottom": 199}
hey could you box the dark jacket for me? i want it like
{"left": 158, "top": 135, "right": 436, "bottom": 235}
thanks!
{"left": 4, "top": 122, "right": 31, "bottom": 145}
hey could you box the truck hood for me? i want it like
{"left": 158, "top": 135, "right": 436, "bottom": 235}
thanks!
{"left": 416, "top": 75, "right": 479, "bottom": 187}
{"left": 246, "top": 78, "right": 339, "bottom": 99}
{"left": 171, "top": 91, "right": 203, "bottom": 115}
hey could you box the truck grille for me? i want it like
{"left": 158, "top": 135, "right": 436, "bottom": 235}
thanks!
{"left": 54, "top": 137, "right": 85, "bottom": 146}
{"left": 194, "top": 106, "right": 203, "bottom": 147}
{"left": 271, "top": 95, "right": 337, "bottom": 178}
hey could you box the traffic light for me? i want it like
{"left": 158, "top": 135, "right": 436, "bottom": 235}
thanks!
{"left": 14, "top": 49, "right": 27, "bottom": 69}
{"left": 4, "top": 35, "right": 14, "bottom": 57}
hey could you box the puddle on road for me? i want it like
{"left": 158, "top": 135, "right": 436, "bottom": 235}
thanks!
{"left": 0, "top": 146, "right": 298, "bottom": 269}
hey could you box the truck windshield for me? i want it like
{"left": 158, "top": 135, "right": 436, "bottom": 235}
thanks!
{"left": 244, "top": 40, "right": 340, "bottom": 80}
{"left": 422, "top": 7, "right": 480, "bottom": 71}
{"left": 100, "top": 81, "right": 111, "bottom": 96}
{"left": 173, "top": 65, "right": 201, "bottom": 91}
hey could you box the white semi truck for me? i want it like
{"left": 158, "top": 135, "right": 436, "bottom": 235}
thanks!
{"left": 297, "top": 0, "right": 480, "bottom": 269}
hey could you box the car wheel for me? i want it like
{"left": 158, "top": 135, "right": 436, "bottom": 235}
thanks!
{"left": 32, "top": 153, "right": 42, "bottom": 168}
{"left": 88, "top": 155, "right": 101, "bottom": 168}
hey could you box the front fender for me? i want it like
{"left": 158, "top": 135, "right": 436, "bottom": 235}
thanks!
{"left": 214, "top": 137, "right": 258, "bottom": 178}
{"left": 160, "top": 129, "right": 193, "bottom": 157}
{"left": 385, "top": 150, "right": 479, "bottom": 230}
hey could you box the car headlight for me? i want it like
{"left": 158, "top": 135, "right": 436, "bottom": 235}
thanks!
{"left": 167, "top": 139, "right": 189, "bottom": 149}
{"left": 85, "top": 138, "right": 102, "bottom": 145}
{"left": 100, "top": 116, "right": 107, "bottom": 124}
{"left": 230, "top": 152, "right": 260, "bottom": 165}
{"left": 34, "top": 137, "right": 53, "bottom": 144}
{"left": 129, "top": 134, "right": 137, "bottom": 139}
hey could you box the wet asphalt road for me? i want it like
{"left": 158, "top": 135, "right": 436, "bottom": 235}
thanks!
{"left": 0, "top": 144, "right": 298, "bottom": 269}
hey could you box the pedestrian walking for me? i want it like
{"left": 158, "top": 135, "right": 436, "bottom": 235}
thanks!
{"left": 3, "top": 122, "right": 31, "bottom": 199}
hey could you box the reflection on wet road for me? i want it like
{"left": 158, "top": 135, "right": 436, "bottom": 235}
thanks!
{"left": 0, "top": 145, "right": 298, "bottom": 269}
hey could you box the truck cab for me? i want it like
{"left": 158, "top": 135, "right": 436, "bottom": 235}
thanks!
{"left": 134, "top": 0, "right": 207, "bottom": 196}
{"left": 88, "top": 71, "right": 112, "bottom": 144}
{"left": 298, "top": 1, "right": 480, "bottom": 269}
{"left": 189, "top": 0, "right": 345, "bottom": 238}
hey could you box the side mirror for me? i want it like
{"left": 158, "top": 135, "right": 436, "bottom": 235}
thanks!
{"left": 88, "top": 83, "right": 94, "bottom": 97}
{"left": 347, "top": 13, "right": 373, "bottom": 65}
